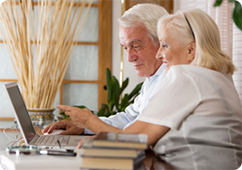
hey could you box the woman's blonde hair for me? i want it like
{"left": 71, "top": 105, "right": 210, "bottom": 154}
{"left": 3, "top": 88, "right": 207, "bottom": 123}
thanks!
{"left": 157, "top": 9, "right": 235, "bottom": 75}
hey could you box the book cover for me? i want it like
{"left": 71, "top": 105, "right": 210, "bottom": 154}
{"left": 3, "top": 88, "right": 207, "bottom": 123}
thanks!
{"left": 80, "top": 151, "right": 146, "bottom": 170}
{"left": 79, "top": 138, "right": 139, "bottom": 158}
{"left": 81, "top": 157, "right": 133, "bottom": 170}
{"left": 92, "top": 132, "right": 148, "bottom": 149}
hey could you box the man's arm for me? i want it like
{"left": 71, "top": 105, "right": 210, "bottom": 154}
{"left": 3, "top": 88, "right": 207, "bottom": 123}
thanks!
{"left": 43, "top": 101, "right": 140, "bottom": 135}
{"left": 43, "top": 92, "right": 143, "bottom": 135}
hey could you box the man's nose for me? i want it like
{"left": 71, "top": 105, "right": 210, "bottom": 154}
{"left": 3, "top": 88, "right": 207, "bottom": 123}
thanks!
{"left": 126, "top": 48, "right": 137, "bottom": 62}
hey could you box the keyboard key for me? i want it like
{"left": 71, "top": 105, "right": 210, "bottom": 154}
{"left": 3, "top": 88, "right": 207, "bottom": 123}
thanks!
{"left": 40, "top": 136, "right": 49, "bottom": 145}
{"left": 51, "top": 137, "right": 59, "bottom": 145}
{"left": 61, "top": 136, "right": 69, "bottom": 146}
{"left": 46, "top": 136, "right": 54, "bottom": 145}
{"left": 36, "top": 136, "right": 44, "bottom": 145}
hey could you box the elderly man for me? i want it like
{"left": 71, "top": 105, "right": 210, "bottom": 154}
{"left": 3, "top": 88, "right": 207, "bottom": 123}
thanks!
{"left": 43, "top": 3, "right": 168, "bottom": 135}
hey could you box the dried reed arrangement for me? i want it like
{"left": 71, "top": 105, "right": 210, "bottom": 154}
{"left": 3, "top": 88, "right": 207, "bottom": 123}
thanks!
{"left": 0, "top": 0, "right": 93, "bottom": 109}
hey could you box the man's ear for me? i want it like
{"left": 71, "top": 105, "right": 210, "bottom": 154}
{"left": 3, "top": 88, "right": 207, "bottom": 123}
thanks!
{"left": 187, "top": 42, "right": 196, "bottom": 62}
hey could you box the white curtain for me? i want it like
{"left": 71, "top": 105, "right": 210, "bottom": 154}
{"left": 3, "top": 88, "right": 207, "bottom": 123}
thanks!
{"left": 174, "top": 0, "right": 242, "bottom": 105}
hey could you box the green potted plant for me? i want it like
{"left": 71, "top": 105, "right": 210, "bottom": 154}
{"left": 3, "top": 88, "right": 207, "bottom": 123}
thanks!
{"left": 97, "top": 68, "right": 143, "bottom": 117}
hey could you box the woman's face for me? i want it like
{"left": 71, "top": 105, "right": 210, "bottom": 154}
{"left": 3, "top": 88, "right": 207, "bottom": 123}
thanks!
{"left": 156, "top": 26, "right": 193, "bottom": 72}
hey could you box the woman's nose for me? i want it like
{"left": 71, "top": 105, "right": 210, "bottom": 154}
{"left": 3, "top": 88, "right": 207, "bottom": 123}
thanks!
{"left": 156, "top": 48, "right": 163, "bottom": 60}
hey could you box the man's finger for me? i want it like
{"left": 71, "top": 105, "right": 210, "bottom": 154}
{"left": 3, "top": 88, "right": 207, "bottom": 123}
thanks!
{"left": 46, "top": 121, "right": 66, "bottom": 133}
{"left": 42, "top": 122, "right": 55, "bottom": 133}
{"left": 56, "top": 104, "right": 72, "bottom": 111}
{"left": 64, "top": 110, "right": 72, "bottom": 116}
{"left": 59, "top": 129, "right": 73, "bottom": 135}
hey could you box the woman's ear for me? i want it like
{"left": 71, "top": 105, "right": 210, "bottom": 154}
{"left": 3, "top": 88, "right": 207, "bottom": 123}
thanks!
{"left": 187, "top": 42, "right": 196, "bottom": 62}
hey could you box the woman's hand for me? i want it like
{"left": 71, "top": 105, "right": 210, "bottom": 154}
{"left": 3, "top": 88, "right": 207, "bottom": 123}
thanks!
{"left": 56, "top": 105, "right": 98, "bottom": 129}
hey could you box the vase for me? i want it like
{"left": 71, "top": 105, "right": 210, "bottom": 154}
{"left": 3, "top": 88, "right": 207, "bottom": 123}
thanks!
{"left": 27, "top": 108, "right": 55, "bottom": 126}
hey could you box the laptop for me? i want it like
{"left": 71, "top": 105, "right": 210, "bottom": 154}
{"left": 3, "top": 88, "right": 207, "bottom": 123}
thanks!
{"left": 4, "top": 82, "right": 91, "bottom": 149}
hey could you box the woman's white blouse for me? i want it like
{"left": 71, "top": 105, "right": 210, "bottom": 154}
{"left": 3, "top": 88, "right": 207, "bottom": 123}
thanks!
{"left": 138, "top": 65, "right": 242, "bottom": 169}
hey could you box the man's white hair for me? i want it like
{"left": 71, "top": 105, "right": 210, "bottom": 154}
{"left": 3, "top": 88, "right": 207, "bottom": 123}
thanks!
{"left": 118, "top": 3, "right": 168, "bottom": 47}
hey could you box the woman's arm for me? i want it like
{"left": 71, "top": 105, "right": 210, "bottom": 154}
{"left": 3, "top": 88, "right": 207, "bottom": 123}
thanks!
{"left": 57, "top": 104, "right": 170, "bottom": 146}
{"left": 122, "top": 120, "right": 170, "bottom": 145}
{"left": 86, "top": 114, "right": 170, "bottom": 145}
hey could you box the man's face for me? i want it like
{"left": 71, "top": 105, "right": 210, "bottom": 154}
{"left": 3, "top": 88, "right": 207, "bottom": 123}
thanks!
{"left": 119, "top": 25, "right": 162, "bottom": 77}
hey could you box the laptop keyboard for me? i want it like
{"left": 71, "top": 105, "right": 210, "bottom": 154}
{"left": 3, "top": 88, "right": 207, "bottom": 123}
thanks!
{"left": 36, "top": 135, "right": 70, "bottom": 146}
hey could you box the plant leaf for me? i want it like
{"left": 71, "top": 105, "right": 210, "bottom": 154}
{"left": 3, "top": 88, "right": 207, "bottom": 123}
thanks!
{"left": 97, "top": 104, "right": 108, "bottom": 117}
{"left": 120, "top": 94, "right": 129, "bottom": 111}
{"left": 128, "top": 93, "right": 140, "bottom": 104}
{"left": 120, "top": 78, "right": 129, "bottom": 95}
{"left": 73, "top": 105, "right": 87, "bottom": 109}
{"left": 112, "top": 76, "right": 120, "bottom": 110}
{"left": 233, "top": 1, "right": 242, "bottom": 31}
{"left": 60, "top": 111, "right": 70, "bottom": 119}
{"left": 106, "top": 68, "right": 112, "bottom": 102}
{"left": 108, "top": 78, "right": 115, "bottom": 112}
{"left": 214, "top": 0, "right": 223, "bottom": 6}
{"left": 107, "top": 77, "right": 114, "bottom": 104}
{"left": 128, "top": 82, "right": 143, "bottom": 100}
{"left": 109, "top": 101, "right": 114, "bottom": 113}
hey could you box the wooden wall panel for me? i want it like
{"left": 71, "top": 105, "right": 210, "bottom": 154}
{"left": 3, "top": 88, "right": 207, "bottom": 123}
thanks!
{"left": 98, "top": 0, "right": 112, "bottom": 109}
{"left": 125, "top": 0, "right": 173, "bottom": 13}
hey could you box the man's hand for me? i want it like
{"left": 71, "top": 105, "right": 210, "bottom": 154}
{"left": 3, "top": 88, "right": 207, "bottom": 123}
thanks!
{"left": 55, "top": 105, "right": 117, "bottom": 134}
{"left": 56, "top": 105, "right": 98, "bottom": 129}
{"left": 42, "top": 120, "right": 84, "bottom": 135}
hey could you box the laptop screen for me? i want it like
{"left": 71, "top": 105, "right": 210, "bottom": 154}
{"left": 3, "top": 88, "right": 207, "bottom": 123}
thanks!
{"left": 5, "top": 83, "right": 36, "bottom": 143}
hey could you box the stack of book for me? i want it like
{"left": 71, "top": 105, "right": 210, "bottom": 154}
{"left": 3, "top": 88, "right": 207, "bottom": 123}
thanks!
{"left": 78, "top": 132, "right": 148, "bottom": 170}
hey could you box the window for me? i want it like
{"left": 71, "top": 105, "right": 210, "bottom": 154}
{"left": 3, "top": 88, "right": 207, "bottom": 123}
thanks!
{"left": 0, "top": 0, "right": 111, "bottom": 121}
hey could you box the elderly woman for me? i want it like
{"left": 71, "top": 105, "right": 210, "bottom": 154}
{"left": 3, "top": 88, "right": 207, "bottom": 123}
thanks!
{"left": 57, "top": 9, "right": 242, "bottom": 169}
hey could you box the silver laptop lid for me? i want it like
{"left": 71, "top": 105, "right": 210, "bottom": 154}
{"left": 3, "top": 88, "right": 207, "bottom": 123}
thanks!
{"left": 4, "top": 82, "right": 36, "bottom": 144}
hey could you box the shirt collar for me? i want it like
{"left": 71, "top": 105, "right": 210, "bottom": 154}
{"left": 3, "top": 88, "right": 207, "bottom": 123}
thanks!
{"left": 148, "top": 64, "right": 165, "bottom": 81}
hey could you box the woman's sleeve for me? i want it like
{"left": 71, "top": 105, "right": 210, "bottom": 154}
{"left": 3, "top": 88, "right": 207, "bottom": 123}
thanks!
{"left": 138, "top": 66, "right": 202, "bottom": 130}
